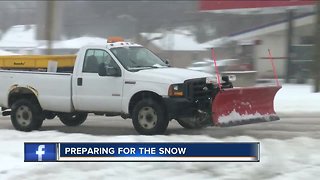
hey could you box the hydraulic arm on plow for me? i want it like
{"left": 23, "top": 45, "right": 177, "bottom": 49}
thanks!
{"left": 210, "top": 49, "right": 282, "bottom": 127}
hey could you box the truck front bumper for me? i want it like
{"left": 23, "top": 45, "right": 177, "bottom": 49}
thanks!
{"left": 163, "top": 97, "right": 211, "bottom": 120}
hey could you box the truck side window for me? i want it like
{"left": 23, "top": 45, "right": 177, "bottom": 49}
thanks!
{"left": 83, "top": 49, "right": 119, "bottom": 73}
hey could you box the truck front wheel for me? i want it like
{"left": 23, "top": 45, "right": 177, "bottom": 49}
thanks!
{"left": 132, "top": 99, "right": 169, "bottom": 135}
{"left": 58, "top": 113, "right": 88, "bottom": 126}
{"left": 11, "top": 99, "right": 44, "bottom": 132}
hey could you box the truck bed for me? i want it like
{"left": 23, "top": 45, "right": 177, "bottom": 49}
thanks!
{"left": 0, "top": 70, "right": 73, "bottom": 113}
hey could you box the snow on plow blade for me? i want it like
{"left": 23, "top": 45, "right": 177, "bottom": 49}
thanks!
{"left": 212, "top": 86, "right": 281, "bottom": 127}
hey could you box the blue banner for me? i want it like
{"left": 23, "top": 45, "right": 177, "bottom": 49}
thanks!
{"left": 24, "top": 142, "right": 259, "bottom": 162}
{"left": 59, "top": 142, "right": 259, "bottom": 162}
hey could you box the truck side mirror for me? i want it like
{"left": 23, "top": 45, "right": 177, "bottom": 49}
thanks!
{"left": 165, "top": 59, "right": 170, "bottom": 65}
{"left": 98, "top": 63, "right": 107, "bottom": 76}
{"left": 106, "top": 66, "right": 120, "bottom": 77}
{"left": 161, "top": 58, "right": 170, "bottom": 67}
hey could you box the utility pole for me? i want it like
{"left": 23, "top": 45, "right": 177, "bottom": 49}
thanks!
{"left": 285, "top": 10, "right": 294, "bottom": 83}
{"left": 45, "top": 0, "right": 55, "bottom": 55}
{"left": 314, "top": 1, "right": 320, "bottom": 92}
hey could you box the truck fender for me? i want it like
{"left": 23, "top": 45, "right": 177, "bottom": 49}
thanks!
{"left": 122, "top": 86, "right": 167, "bottom": 114}
{"left": 7, "top": 84, "right": 40, "bottom": 108}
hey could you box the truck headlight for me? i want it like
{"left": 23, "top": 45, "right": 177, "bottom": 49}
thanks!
{"left": 168, "top": 84, "right": 184, "bottom": 97}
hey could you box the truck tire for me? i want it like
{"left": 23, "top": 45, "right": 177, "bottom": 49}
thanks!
{"left": 176, "top": 118, "right": 204, "bottom": 129}
{"left": 11, "top": 99, "right": 44, "bottom": 132}
{"left": 132, "top": 99, "right": 169, "bottom": 135}
{"left": 58, "top": 113, "right": 88, "bottom": 126}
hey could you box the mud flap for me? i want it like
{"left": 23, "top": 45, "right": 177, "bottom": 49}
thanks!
{"left": 212, "top": 86, "right": 281, "bottom": 127}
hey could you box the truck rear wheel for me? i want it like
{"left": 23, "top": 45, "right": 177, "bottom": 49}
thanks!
{"left": 11, "top": 99, "right": 44, "bottom": 132}
{"left": 132, "top": 99, "right": 169, "bottom": 135}
{"left": 58, "top": 113, "right": 88, "bottom": 126}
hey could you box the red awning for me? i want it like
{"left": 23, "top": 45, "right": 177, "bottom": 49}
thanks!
{"left": 199, "top": 0, "right": 315, "bottom": 11}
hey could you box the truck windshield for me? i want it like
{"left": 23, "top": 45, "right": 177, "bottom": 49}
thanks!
{"left": 110, "top": 47, "right": 168, "bottom": 71}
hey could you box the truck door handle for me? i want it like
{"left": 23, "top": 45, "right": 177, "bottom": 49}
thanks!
{"left": 77, "top": 78, "right": 83, "bottom": 86}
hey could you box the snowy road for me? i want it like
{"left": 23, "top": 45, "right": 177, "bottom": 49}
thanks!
{"left": 1, "top": 115, "right": 320, "bottom": 180}
{"left": 1, "top": 115, "right": 319, "bottom": 139}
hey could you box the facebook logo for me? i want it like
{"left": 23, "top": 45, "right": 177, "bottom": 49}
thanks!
{"left": 36, "top": 145, "right": 45, "bottom": 161}
{"left": 24, "top": 143, "right": 56, "bottom": 162}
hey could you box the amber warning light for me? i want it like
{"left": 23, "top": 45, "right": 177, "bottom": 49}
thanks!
{"left": 107, "top": 36, "right": 124, "bottom": 43}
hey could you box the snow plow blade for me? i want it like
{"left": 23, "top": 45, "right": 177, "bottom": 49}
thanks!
{"left": 212, "top": 86, "right": 281, "bottom": 127}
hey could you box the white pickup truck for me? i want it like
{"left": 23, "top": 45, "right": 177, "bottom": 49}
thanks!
{"left": 0, "top": 40, "right": 227, "bottom": 135}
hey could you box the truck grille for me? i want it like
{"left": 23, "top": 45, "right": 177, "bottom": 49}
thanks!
{"left": 185, "top": 78, "right": 213, "bottom": 102}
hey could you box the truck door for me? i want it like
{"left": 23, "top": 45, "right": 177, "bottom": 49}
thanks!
{"left": 73, "top": 49, "right": 123, "bottom": 112}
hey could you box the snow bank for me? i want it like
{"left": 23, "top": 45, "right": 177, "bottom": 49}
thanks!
{"left": 0, "top": 130, "right": 320, "bottom": 180}
{"left": 39, "top": 37, "right": 107, "bottom": 49}
{"left": 274, "top": 84, "right": 320, "bottom": 115}
{"left": 0, "top": 25, "right": 37, "bottom": 48}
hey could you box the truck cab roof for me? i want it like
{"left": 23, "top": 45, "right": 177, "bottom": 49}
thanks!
{"left": 78, "top": 41, "right": 143, "bottom": 52}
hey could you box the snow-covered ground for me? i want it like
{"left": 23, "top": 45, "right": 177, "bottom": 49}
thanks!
{"left": 1, "top": 130, "right": 320, "bottom": 180}
{"left": 275, "top": 83, "right": 320, "bottom": 116}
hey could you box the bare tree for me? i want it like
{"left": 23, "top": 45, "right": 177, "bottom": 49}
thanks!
{"left": 314, "top": 1, "right": 320, "bottom": 92}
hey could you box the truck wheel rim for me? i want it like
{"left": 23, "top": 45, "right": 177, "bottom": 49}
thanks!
{"left": 16, "top": 105, "right": 32, "bottom": 127}
{"left": 138, "top": 106, "right": 158, "bottom": 129}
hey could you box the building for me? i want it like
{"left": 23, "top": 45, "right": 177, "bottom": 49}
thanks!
{"left": 205, "top": 12, "right": 315, "bottom": 78}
